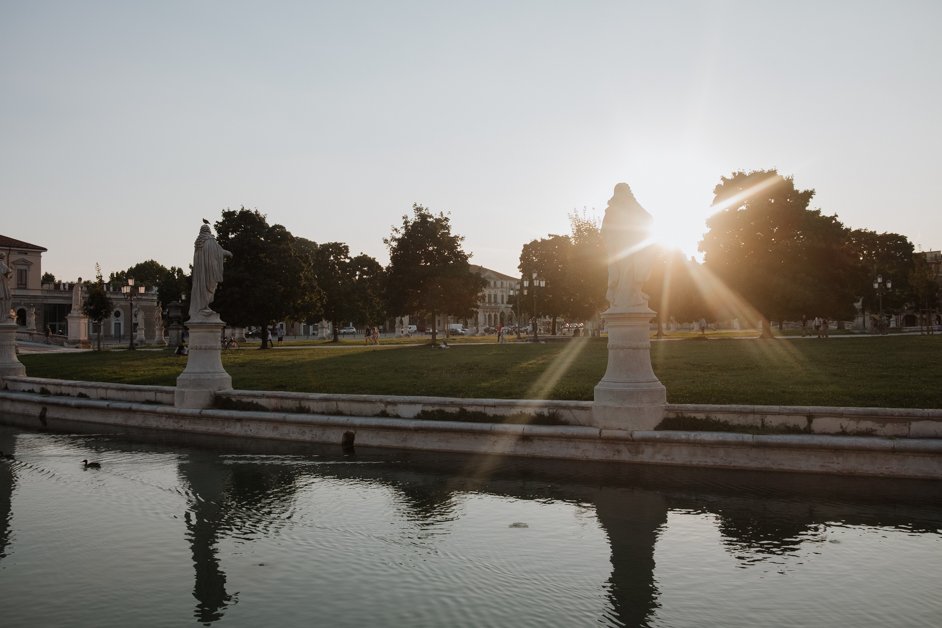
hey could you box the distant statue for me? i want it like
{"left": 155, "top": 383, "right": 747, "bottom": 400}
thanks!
{"left": 189, "top": 223, "right": 233, "bottom": 322}
{"left": 0, "top": 254, "right": 12, "bottom": 320}
{"left": 71, "top": 278, "right": 84, "bottom": 310}
{"left": 26, "top": 307, "right": 36, "bottom": 330}
{"left": 601, "top": 183, "right": 655, "bottom": 311}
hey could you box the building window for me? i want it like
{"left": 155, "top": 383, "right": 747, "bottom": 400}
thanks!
{"left": 16, "top": 268, "right": 28, "bottom": 289}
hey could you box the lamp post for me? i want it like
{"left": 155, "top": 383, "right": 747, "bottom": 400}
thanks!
{"left": 121, "top": 277, "right": 145, "bottom": 350}
{"left": 873, "top": 274, "right": 892, "bottom": 334}
{"left": 509, "top": 286, "right": 518, "bottom": 330}
{"left": 523, "top": 273, "right": 545, "bottom": 341}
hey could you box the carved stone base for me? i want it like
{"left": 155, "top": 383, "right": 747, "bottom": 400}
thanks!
{"left": 175, "top": 320, "right": 232, "bottom": 409}
{"left": 66, "top": 312, "right": 89, "bottom": 344}
{"left": 0, "top": 323, "right": 26, "bottom": 380}
{"left": 592, "top": 308, "right": 666, "bottom": 431}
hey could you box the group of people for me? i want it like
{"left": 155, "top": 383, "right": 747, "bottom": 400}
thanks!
{"left": 364, "top": 326, "right": 380, "bottom": 345}
{"left": 801, "top": 315, "right": 831, "bottom": 338}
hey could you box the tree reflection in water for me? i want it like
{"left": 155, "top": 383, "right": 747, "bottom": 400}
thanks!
{"left": 0, "top": 419, "right": 939, "bottom": 628}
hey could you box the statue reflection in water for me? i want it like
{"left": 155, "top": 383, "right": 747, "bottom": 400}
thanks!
{"left": 177, "top": 449, "right": 307, "bottom": 624}
{"left": 161, "top": 437, "right": 940, "bottom": 628}
{"left": 0, "top": 432, "right": 15, "bottom": 564}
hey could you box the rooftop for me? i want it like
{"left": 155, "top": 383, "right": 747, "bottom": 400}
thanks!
{"left": 0, "top": 235, "right": 47, "bottom": 252}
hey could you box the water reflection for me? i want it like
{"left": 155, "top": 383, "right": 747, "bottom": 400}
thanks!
{"left": 178, "top": 453, "right": 236, "bottom": 624}
{"left": 0, "top": 419, "right": 940, "bottom": 628}
{"left": 0, "top": 430, "right": 15, "bottom": 562}
{"left": 178, "top": 452, "right": 310, "bottom": 623}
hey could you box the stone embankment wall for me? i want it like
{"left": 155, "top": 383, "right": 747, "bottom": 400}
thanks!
{"left": 1, "top": 376, "right": 941, "bottom": 480}
{"left": 5, "top": 376, "right": 941, "bottom": 438}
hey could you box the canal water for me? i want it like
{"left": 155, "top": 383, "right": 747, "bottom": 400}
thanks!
{"left": 0, "top": 419, "right": 940, "bottom": 627}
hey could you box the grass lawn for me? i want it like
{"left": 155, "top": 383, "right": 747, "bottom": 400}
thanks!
{"left": 18, "top": 335, "right": 942, "bottom": 408}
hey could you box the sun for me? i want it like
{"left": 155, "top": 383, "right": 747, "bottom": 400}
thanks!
{"left": 648, "top": 213, "right": 706, "bottom": 260}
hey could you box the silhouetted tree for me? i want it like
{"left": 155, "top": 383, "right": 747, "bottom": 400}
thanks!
{"left": 212, "top": 208, "right": 320, "bottom": 348}
{"left": 384, "top": 204, "right": 485, "bottom": 344}
{"left": 308, "top": 240, "right": 384, "bottom": 340}
{"left": 700, "top": 170, "right": 856, "bottom": 336}
{"left": 83, "top": 264, "right": 113, "bottom": 351}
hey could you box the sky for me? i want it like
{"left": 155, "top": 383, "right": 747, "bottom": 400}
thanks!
{"left": 2, "top": 1, "right": 941, "bottom": 282}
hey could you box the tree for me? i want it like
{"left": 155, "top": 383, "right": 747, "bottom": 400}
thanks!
{"left": 211, "top": 208, "right": 320, "bottom": 348}
{"left": 909, "top": 254, "right": 940, "bottom": 332}
{"left": 645, "top": 247, "right": 710, "bottom": 335}
{"left": 308, "top": 241, "right": 385, "bottom": 341}
{"left": 700, "top": 169, "right": 857, "bottom": 336}
{"left": 350, "top": 253, "right": 386, "bottom": 331}
{"left": 567, "top": 210, "right": 607, "bottom": 324}
{"left": 111, "top": 260, "right": 190, "bottom": 313}
{"left": 518, "top": 234, "right": 572, "bottom": 335}
{"left": 41, "top": 272, "right": 56, "bottom": 284}
{"left": 846, "top": 229, "right": 915, "bottom": 327}
{"left": 110, "top": 260, "right": 167, "bottom": 288}
{"left": 83, "top": 264, "right": 113, "bottom": 351}
{"left": 384, "top": 204, "right": 485, "bottom": 344}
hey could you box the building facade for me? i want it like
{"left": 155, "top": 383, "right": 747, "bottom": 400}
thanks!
{"left": 3, "top": 234, "right": 161, "bottom": 345}
{"left": 471, "top": 265, "right": 520, "bottom": 331}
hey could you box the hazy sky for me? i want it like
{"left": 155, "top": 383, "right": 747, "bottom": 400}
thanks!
{"left": 3, "top": 1, "right": 940, "bottom": 281}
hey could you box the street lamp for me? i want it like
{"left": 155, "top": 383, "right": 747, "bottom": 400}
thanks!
{"left": 509, "top": 285, "right": 518, "bottom": 330}
{"left": 873, "top": 274, "right": 892, "bottom": 334}
{"left": 523, "top": 273, "right": 545, "bottom": 341}
{"left": 121, "top": 277, "right": 145, "bottom": 350}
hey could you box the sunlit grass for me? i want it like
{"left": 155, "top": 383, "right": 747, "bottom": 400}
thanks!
{"left": 18, "top": 335, "right": 942, "bottom": 408}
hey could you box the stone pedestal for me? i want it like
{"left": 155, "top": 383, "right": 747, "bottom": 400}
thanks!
{"left": 168, "top": 322, "right": 184, "bottom": 349}
{"left": 592, "top": 308, "right": 666, "bottom": 431}
{"left": 0, "top": 323, "right": 26, "bottom": 380}
{"left": 175, "top": 319, "right": 232, "bottom": 409}
{"left": 66, "top": 311, "right": 89, "bottom": 345}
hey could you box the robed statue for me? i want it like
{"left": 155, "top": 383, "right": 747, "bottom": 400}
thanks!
{"left": 0, "top": 254, "right": 12, "bottom": 320}
{"left": 189, "top": 223, "right": 232, "bottom": 322}
{"left": 71, "top": 278, "right": 84, "bottom": 310}
{"left": 601, "top": 183, "right": 655, "bottom": 311}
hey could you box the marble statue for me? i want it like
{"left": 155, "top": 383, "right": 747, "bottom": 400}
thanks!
{"left": 601, "top": 183, "right": 654, "bottom": 311}
{"left": 26, "top": 307, "right": 36, "bottom": 330}
{"left": 0, "top": 254, "right": 11, "bottom": 319}
{"left": 188, "top": 223, "right": 233, "bottom": 321}
{"left": 71, "top": 278, "right": 84, "bottom": 310}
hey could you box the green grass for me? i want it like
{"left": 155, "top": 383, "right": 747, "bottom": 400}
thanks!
{"left": 18, "top": 335, "right": 942, "bottom": 408}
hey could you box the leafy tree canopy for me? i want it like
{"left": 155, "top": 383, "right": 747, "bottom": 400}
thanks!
{"left": 384, "top": 204, "right": 485, "bottom": 342}
{"left": 518, "top": 234, "right": 571, "bottom": 333}
{"left": 700, "top": 169, "right": 857, "bottom": 332}
{"left": 306, "top": 239, "right": 385, "bottom": 340}
{"left": 211, "top": 208, "right": 320, "bottom": 347}
{"left": 83, "top": 264, "right": 113, "bottom": 351}
{"left": 846, "top": 229, "right": 914, "bottom": 314}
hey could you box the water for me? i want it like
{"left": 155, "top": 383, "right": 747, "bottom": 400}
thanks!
{"left": 1, "top": 419, "right": 940, "bottom": 627}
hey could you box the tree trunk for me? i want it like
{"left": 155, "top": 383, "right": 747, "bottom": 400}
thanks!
{"left": 260, "top": 322, "right": 270, "bottom": 349}
{"left": 331, "top": 319, "right": 339, "bottom": 342}
{"left": 759, "top": 317, "right": 774, "bottom": 338}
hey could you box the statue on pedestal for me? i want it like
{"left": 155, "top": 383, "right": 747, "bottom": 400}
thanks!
{"left": 189, "top": 223, "right": 233, "bottom": 322}
{"left": 601, "top": 183, "right": 655, "bottom": 311}
{"left": 0, "top": 254, "right": 12, "bottom": 320}
{"left": 71, "top": 278, "right": 84, "bottom": 311}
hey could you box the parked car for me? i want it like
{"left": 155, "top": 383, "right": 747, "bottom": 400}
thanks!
{"left": 339, "top": 326, "right": 357, "bottom": 335}
{"left": 447, "top": 324, "right": 468, "bottom": 335}
{"left": 405, "top": 324, "right": 417, "bottom": 334}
